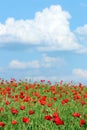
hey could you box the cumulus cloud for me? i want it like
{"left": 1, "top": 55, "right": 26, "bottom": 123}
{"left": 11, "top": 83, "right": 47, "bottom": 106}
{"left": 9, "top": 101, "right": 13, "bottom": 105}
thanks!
{"left": 75, "top": 24, "right": 87, "bottom": 35}
{"left": 72, "top": 68, "right": 87, "bottom": 79}
{"left": 74, "top": 24, "right": 87, "bottom": 53}
{"left": 0, "top": 5, "right": 83, "bottom": 51}
{"left": 41, "top": 54, "right": 66, "bottom": 67}
{"left": 9, "top": 54, "right": 65, "bottom": 69}
{"left": 9, "top": 60, "right": 40, "bottom": 69}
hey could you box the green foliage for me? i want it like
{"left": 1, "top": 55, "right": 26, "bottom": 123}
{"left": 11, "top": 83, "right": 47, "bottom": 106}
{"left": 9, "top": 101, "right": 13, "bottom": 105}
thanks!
{"left": 0, "top": 80, "right": 87, "bottom": 129}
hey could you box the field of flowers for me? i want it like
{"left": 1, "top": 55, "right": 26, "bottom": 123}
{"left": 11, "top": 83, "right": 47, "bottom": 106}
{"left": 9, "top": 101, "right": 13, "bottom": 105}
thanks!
{"left": 0, "top": 79, "right": 87, "bottom": 130}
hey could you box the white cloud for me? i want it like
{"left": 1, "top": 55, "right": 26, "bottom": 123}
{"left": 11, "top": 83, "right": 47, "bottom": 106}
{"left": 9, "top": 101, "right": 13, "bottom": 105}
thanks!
{"left": 74, "top": 24, "right": 87, "bottom": 53}
{"left": 0, "top": 5, "right": 83, "bottom": 51}
{"left": 9, "top": 60, "right": 26, "bottom": 69}
{"left": 42, "top": 54, "right": 66, "bottom": 67}
{"left": 9, "top": 54, "right": 65, "bottom": 69}
{"left": 75, "top": 24, "right": 87, "bottom": 35}
{"left": 9, "top": 60, "right": 40, "bottom": 69}
{"left": 72, "top": 68, "right": 87, "bottom": 79}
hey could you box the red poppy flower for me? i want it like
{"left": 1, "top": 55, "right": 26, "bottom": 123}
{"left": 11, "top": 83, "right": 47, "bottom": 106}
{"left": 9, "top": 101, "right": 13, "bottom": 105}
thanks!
{"left": 41, "top": 96, "right": 47, "bottom": 101}
{"left": 0, "top": 122, "right": 5, "bottom": 127}
{"left": 20, "top": 106, "right": 25, "bottom": 110}
{"left": 25, "top": 85, "right": 29, "bottom": 90}
{"left": 5, "top": 101, "right": 10, "bottom": 105}
{"left": 11, "top": 108, "right": 18, "bottom": 114}
{"left": 40, "top": 100, "right": 46, "bottom": 105}
{"left": 23, "top": 96, "right": 30, "bottom": 102}
{"left": 74, "top": 95, "right": 81, "bottom": 100}
{"left": 84, "top": 94, "right": 87, "bottom": 98}
{"left": 39, "top": 96, "right": 47, "bottom": 105}
{"left": 53, "top": 97, "right": 57, "bottom": 101}
{"left": 0, "top": 107, "right": 4, "bottom": 112}
{"left": 81, "top": 101, "right": 86, "bottom": 106}
{"left": 61, "top": 98, "right": 69, "bottom": 105}
{"left": 6, "top": 87, "right": 11, "bottom": 91}
{"left": 29, "top": 110, "right": 35, "bottom": 115}
{"left": 53, "top": 117, "right": 64, "bottom": 125}
{"left": 80, "top": 119, "right": 86, "bottom": 127}
{"left": 44, "top": 115, "right": 52, "bottom": 120}
{"left": 72, "top": 112, "right": 81, "bottom": 117}
{"left": 11, "top": 120, "right": 17, "bottom": 125}
{"left": 20, "top": 95, "right": 25, "bottom": 99}
{"left": 48, "top": 103, "right": 52, "bottom": 107}
{"left": 53, "top": 112, "right": 59, "bottom": 118}
{"left": 22, "top": 117, "right": 30, "bottom": 124}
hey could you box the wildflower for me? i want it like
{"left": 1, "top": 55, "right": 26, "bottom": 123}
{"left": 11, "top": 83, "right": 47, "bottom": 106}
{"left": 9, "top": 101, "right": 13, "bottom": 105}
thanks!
{"left": 0, "top": 107, "right": 4, "bottom": 112}
{"left": 20, "top": 106, "right": 25, "bottom": 110}
{"left": 20, "top": 92, "right": 25, "bottom": 99}
{"left": 48, "top": 103, "right": 52, "bottom": 107}
{"left": 39, "top": 96, "right": 47, "bottom": 105}
{"left": 11, "top": 108, "right": 18, "bottom": 114}
{"left": 53, "top": 97, "right": 57, "bottom": 101}
{"left": 11, "top": 120, "right": 17, "bottom": 125}
{"left": 25, "top": 85, "right": 29, "bottom": 90}
{"left": 61, "top": 98, "right": 69, "bottom": 105}
{"left": 81, "top": 101, "right": 86, "bottom": 106}
{"left": 72, "top": 112, "right": 81, "bottom": 117}
{"left": 0, "top": 122, "right": 5, "bottom": 127}
{"left": 44, "top": 115, "right": 52, "bottom": 120}
{"left": 29, "top": 110, "right": 35, "bottom": 115}
{"left": 74, "top": 94, "right": 81, "bottom": 100}
{"left": 23, "top": 96, "right": 30, "bottom": 102}
{"left": 40, "top": 100, "right": 46, "bottom": 105}
{"left": 84, "top": 94, "right": 87, "bottom": 98}
{"left": 6, "top": 87, "right": 11, "bottom": 91}
{"left": 53, "top": 112, "right": 59, "bottom": 118}
{"left": 80, "top": 119, "right": 85, "bottom": 127}
{"left": 5, "top": 101, "right": 10, "bottom": 105}
{"left": 22, "top": 117, "right": 30, "bottom": 124}
{"left": 53, "top": 117, "right": 64, "bottom": 125}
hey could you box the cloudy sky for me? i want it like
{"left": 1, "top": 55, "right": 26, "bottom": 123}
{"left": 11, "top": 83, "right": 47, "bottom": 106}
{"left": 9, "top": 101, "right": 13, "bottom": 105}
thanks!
{"left": 0, "top": 0, "right": 87, "bottom": 84}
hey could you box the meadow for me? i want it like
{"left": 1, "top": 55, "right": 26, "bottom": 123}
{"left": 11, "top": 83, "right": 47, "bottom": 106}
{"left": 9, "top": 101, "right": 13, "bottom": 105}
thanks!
{"left": 0, "top": 79, "right": 87, "bottom": 130}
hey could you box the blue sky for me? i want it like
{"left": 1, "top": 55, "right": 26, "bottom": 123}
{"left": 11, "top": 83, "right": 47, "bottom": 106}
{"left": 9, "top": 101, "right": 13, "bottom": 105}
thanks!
{"left": 0, "top": 0, "right": 87, "bottom": 84}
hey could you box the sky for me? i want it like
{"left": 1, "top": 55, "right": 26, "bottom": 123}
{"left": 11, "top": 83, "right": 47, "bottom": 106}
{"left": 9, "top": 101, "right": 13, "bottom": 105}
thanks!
{"left": 0, "top": 0, "right": 87, "bottom": 84}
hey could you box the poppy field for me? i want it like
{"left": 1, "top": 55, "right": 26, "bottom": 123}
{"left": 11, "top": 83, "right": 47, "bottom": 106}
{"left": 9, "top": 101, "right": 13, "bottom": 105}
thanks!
{"left": 0, "top": 79, "right": 87, "bottom": 130}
